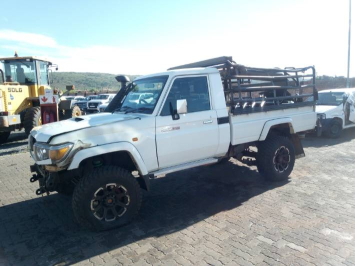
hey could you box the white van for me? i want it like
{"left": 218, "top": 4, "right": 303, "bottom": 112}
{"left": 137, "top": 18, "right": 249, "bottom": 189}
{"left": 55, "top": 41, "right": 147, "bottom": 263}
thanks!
{"left": 316, "top": 88, "right": 355, "bottom": 138}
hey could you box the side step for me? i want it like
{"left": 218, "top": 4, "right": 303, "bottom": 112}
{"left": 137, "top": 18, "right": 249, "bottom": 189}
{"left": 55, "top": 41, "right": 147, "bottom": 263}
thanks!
{"left": 152, "top": 158, "right": 219, "bottom": 178}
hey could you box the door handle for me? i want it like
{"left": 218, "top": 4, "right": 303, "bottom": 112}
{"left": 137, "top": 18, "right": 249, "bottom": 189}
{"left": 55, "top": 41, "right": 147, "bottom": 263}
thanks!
{"left": 203, "top": 119, "right": 213, "bottom": 124}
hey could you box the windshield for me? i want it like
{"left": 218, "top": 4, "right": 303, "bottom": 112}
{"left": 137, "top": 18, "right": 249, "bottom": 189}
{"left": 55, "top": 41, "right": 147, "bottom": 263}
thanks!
{"left": 98, "top": 95, "right": 109, "bottom": 99}
{"left": 317, "top": 92, "right": 344, "bottom": 106}
{"left": 116, "top": 75, "right": 169, "bottom": 114}
{"left": 1, "top": 59, "right": 37, "bottom": 84}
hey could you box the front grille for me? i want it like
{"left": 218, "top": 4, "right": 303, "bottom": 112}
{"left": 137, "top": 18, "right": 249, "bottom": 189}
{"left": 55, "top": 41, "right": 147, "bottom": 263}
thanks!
{"left": 88, "top": 103, "right": 99, "bottom": 109}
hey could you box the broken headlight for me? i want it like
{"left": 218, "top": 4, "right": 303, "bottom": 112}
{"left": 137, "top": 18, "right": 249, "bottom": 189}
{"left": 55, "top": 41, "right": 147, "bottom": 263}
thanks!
{"left": 33, "top": 142, "right": 73, "bottom": 162}
{"left": 33, "top": 143, "right": 50, "bottom": 161}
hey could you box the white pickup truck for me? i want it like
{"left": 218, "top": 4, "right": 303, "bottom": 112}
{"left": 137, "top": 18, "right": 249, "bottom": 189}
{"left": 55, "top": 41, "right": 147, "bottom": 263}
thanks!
{"left": 28, "top": 57, "right": 317, "bottom": 230}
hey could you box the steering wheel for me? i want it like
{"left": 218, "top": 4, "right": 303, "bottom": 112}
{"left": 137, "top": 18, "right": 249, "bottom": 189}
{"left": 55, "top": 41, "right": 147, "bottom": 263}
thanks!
{"left": 139, "top": 99, "right": 148, "bottom": 104}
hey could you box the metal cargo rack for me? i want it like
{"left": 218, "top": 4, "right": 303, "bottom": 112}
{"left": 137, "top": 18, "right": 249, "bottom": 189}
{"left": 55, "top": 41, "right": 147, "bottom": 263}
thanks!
{"left": 169, "top": 56, "right": 318, "bottom": 115}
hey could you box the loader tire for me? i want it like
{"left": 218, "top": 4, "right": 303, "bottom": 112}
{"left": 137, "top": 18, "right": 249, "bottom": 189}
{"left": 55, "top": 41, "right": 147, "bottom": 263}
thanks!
{"left": 72, "top": 166, "right": 142, "bottom": 231}
{"left": 0, "top": 132, "right": 10, "bottom": 144}
{"left": 24, "top": 107, "right": 41, "bottom": 136}
{"left": 256, "top": 135, "right": 295, "bottom": 182}
{"left": 61, "top": 106, "right": 81, "bottom": 120}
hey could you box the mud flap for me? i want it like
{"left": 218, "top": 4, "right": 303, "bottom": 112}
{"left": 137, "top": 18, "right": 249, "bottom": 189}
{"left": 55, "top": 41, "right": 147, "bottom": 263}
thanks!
{"left": 291, "top": 134, "right": 305, "bottom": 159}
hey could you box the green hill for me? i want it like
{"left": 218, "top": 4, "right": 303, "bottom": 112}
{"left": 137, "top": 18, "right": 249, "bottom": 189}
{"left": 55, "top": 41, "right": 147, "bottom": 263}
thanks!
{"left": 52, "top": 72, "right": 355, "bottom": 94}
{"left": 52, "top": 72, "right": 139, "bottom": 92}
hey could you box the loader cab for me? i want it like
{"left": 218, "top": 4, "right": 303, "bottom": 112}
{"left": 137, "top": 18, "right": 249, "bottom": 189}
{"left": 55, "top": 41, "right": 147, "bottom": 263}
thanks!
{"left": 0, "top": 56, "right": 55, "bottom": 97}
{"left": 0, "top": 57, "right": 52, "bottom": 87}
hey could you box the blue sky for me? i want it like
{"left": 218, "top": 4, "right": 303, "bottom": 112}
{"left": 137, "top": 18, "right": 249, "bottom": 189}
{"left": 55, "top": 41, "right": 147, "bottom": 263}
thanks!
{"left": 0, "top": 0, "right": 353, "bottom": 76}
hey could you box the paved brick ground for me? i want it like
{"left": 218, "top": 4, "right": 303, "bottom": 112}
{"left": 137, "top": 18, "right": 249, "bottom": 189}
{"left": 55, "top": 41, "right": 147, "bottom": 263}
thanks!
{"left": 1, "top": 129, "right": 355, "bottom": 265}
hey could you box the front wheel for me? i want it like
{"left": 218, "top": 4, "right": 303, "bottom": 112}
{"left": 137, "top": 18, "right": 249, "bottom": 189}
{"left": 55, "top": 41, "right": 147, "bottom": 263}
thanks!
{"left": 256, "top": 135, "right": 295, "bottom": 182}
{"left": 326, "top": 119, "right": 342, "bottom": 138}
{"left": 72, "top": 166, "right": 142, "bottom": 231}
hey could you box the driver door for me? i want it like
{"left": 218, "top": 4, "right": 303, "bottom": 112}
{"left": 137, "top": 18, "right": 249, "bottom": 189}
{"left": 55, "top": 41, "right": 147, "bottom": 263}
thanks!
{"left": 155, "top": 76, "right": 219, "bottom": 169}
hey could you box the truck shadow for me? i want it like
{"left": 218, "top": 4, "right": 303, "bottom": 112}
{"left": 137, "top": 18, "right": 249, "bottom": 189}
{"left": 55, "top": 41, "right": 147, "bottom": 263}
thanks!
{"left": 0, "top": 160, "right": 288, "bottom": 266}
{"left": 303, "top": 127, "right": 355, "bottom": 148}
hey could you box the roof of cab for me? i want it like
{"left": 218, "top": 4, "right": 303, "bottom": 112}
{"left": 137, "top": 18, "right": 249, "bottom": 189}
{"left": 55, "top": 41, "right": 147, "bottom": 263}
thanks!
{"left": 134, "top": 67, "right": 219, "bottom": 81}
{"left": 0, "top": 56, "right": 52, "bottom": 63}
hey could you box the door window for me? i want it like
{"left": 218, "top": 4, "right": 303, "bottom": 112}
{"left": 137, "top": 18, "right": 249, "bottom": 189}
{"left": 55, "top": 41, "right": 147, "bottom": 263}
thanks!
{"left": 161, "top": 76, "right": 210, "bottom": 116}
{"left": 39, "top": 61, "right": 49, "bottom": 85}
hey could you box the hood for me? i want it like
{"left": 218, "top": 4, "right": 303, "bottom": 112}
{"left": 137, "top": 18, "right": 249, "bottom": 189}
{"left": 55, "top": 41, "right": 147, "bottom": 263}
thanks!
{"left": 315, "top": 105, "right": 338, "bottom": 114}
{"left": 31, "top": 113, "right": 137, "bottom": 143}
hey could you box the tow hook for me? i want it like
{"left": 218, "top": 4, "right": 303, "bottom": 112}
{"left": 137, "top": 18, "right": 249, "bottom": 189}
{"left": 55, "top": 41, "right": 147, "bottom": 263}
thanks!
{"left": 30, "top": 174, "right": 39, "bottom": 183}
{"left": 36, "top": 187, "right": 47, "bottom": 195}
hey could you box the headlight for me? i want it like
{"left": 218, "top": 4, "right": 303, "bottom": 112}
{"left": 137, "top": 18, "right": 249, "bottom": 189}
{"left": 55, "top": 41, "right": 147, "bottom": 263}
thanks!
{"left": 33, "top": 143, "right": 49, "bottom": 161}
{"left": 49, "top": 143, "right": 73, "bottom": 162}
{"left": 317, "top": 113, "right": 326, "bottom": 119}
{"left": 33, "top": 142, "right": 73, "bottom": 162}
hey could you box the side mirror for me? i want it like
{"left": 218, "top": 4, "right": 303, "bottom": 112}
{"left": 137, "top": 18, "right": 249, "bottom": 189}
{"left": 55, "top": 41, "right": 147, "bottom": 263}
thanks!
{"left": 176, "top": 99, "right": 187, "bottom": 114}
{"left": 169, "top": 102, "right": 179, "bottom": 120}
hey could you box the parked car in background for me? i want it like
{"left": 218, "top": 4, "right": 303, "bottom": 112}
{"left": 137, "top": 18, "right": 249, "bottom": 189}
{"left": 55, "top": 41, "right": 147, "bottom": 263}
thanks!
{"left": 316, "top": 88, "right": 355, "bottom": 138}
{"left": 59, "top": 96, "right": 86, "bottom": 111}
{"left": 86, "top": 94, "right": 115, "bottom": 113}
{"left": 75, "top": 95, "right": 99, "bottom": 114}
{"left": 127, "top": 92, "right": 154, "bottom": 104}
{"left": 98, "top": 103, "right": 108, "bottom": 112}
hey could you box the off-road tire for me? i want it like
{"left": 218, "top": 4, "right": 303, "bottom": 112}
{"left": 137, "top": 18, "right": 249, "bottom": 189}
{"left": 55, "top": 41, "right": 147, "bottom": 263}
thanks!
{"left": 24, "top": 107, "right": 41, "bottom": 136}
{"left": 61, "top": 106, "right": 82, "bottom": 120}
{"left": 326, "top": 119, "right": 342, "bottom": 138}
{"left": 72, "top": 166, "right": 142, "bottom": 231}
{"left": 56, "top": 182, "right": 75, "bottom": 196}
{"left": 256, "top": 135, "right": 295, "bottom": 182}
{"left": 0, "top": 131, "right": 10, "bottom": 144}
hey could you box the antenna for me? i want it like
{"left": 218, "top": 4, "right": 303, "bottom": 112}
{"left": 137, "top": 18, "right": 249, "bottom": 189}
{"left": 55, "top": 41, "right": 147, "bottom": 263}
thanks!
{"left": 347, "top": 0, "right": 352, "bottom": 88}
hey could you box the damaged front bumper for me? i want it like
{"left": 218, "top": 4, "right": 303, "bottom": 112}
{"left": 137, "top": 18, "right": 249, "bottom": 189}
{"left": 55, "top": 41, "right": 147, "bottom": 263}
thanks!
{"left": 29, "top": 163, "right": 79, "bottom": 195}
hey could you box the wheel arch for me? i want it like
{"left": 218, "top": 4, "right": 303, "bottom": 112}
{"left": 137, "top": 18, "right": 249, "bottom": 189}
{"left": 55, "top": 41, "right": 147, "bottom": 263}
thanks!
{"left": 68, "top": 142, "right": 148, "bottom": 176}
{"left": 259, "top": 118, "right": 295, "bottom": 141}
{"left": 331, "top": 117, "right": 343, "bottom": 128}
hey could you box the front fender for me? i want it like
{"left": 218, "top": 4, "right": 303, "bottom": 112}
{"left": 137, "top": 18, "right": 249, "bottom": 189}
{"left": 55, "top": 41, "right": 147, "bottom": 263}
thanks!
{"left": 67, "top": 142, "right": 148, "bottom": 175}
{"left": 258, "top": 118, "right": 294, "bottom": 141}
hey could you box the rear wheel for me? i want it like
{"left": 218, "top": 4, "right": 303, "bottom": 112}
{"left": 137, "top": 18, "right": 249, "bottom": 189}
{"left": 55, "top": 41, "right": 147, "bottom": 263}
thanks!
{"left": 0, "top": 131, "right": 10, "bottom": 144}
{"left": 24, "top": 107, "right": 41, "bottom": 136}
{"left": 72, "top": 166, "right": 142, "bottom": 231}
{"left": 256, "top": 135, "right": 295, "bottom": 181}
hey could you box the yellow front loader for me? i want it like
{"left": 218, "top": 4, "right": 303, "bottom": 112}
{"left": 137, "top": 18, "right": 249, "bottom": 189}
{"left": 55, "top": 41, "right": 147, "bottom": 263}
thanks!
{"left": 0, "top": 54, "right": 81, "bottom": 144}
